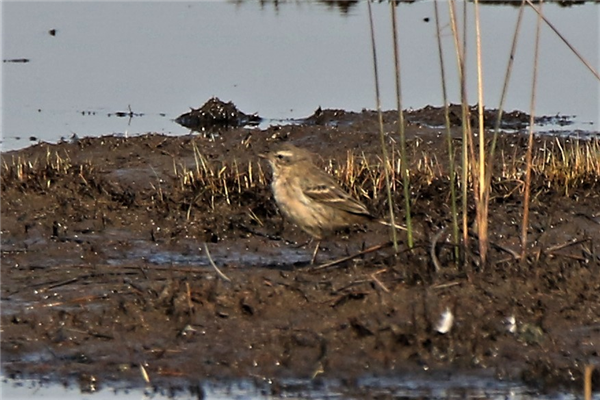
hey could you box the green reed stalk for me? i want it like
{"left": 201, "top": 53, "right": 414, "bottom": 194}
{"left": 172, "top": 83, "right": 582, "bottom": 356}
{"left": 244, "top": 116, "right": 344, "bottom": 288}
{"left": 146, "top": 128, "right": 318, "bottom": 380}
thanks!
{"left": 433, "top": 0, "right": 459, "bottom": 262}
{"left": 367, "top": 0, "right": 399, "bottom": 252}
{"left": 447, "top": 0, "right": 471, "bottom": 262}
{"left": 390, "top": 1, "right": 413, "bottom": 249}
{"left": 521, "top": 0, "right": 543, "bottom": 259}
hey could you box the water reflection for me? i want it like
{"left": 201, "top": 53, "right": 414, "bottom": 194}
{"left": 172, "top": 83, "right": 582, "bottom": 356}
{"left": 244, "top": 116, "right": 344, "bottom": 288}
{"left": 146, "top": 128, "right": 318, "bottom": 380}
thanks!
{"left": 228, "top": 0, "right": 361, "bottom": 15}
{"left": 4, "top": 374, "right": 590, "bottom": 400}
{"left": 228, "top": 0, "right": 594, "bottom": 14}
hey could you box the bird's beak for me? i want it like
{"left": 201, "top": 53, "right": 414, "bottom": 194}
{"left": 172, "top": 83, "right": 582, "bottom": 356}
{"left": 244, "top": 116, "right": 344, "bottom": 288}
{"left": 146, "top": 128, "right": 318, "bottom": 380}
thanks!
{"left": 258, "top": 153, "right": 268, "bottom": 159}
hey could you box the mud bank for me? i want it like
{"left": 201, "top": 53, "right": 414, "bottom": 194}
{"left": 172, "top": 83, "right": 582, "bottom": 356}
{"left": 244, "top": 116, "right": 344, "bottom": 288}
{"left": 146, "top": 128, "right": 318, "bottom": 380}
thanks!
{"left": 1, "top": 107, "right": 599, "bottom": 395}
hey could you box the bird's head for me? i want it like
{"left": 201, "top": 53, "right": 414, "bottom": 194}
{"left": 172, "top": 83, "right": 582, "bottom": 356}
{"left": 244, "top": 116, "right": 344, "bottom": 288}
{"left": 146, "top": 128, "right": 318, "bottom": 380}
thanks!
{"left": 259, "top": 144, "right": 313, "bottom": 172}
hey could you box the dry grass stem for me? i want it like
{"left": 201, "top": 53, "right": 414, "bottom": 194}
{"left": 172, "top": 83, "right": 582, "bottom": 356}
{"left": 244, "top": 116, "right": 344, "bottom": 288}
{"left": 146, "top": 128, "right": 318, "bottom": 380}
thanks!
{"left": 204, "top": 243, "right": 232, "bottom": 283}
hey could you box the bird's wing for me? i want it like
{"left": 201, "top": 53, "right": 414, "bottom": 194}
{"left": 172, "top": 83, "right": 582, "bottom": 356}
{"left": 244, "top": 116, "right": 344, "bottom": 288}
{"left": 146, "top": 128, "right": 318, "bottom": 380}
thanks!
{"left": 301, "top": 171, "right": 371, "bottom": 216}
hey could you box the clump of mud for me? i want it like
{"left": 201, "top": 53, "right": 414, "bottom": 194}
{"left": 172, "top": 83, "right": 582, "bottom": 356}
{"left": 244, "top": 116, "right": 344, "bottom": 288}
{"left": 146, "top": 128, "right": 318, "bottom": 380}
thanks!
{"left": 175, "top": 97, "right": 261, "bottom": 136}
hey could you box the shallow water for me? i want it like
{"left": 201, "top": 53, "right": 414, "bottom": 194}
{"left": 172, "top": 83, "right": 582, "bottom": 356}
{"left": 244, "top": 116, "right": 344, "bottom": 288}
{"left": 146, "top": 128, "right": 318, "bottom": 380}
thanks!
{"left": 4, "top": 374, "right": 596, "bottom": 400}
{"left": 3, "top": 1, "right": 599, "bottom": 151}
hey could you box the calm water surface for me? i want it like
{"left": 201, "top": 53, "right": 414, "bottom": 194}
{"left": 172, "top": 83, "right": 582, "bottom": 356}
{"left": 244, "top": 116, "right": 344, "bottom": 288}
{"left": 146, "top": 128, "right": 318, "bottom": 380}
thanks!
{"left": 2, "top": 1, "right": 598, "bottom": 151}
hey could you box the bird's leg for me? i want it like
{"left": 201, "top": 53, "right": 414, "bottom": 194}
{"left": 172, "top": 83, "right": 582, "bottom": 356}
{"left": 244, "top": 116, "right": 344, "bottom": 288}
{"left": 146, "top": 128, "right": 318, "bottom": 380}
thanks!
{"left": 311, "top": 240, "right": 321, "bottom": 265}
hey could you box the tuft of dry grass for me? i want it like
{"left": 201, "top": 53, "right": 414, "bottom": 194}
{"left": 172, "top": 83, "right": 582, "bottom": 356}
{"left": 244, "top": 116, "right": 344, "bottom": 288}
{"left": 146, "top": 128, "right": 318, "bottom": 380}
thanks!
{"left": 1, "top": 149, "right": 94, "bottom": 190}
{"left": 2, "top": 137, "right": 597, "bottom": 213}
{"left": 539, "top": 138, "right": 600, "bottom": 196}
{"left": 497, "top": 138, "right": 600, "bottom": 196}
{"left": 170, "top": 137, "right": 599, "bottom": 211}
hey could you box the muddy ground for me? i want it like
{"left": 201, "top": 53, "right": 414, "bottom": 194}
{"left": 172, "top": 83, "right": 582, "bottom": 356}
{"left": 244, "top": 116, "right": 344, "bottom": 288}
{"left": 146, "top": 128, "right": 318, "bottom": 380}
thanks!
{"left": 1, "top": 106, "right": 599, "bottom": 396}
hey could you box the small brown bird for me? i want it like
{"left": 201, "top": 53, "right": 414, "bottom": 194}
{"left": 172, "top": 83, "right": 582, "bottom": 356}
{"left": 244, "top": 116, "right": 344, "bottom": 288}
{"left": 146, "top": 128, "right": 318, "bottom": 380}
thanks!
{"left": 260, "top": 143, "right": 403, "bottom": 263}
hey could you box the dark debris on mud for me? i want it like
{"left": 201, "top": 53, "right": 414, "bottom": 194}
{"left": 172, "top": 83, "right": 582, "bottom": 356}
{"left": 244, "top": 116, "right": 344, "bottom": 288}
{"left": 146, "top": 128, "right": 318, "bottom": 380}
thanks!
{"left": 1, "top": 106, "right": 599, "bottom": 395}
{"left": 175, "top": 97, "right": 261, "bottom": 137}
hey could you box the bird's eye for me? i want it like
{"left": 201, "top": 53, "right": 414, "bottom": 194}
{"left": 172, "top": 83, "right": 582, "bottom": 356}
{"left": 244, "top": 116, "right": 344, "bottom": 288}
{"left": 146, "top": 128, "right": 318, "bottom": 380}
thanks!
{"left": 276, "top": 154, "right": 284, "bottom": 160}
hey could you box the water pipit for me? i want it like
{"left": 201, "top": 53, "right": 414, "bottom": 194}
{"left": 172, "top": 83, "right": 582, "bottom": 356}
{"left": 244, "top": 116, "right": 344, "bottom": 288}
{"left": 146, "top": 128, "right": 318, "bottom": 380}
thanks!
{"left": 260, "top": 143, "right": 404, "bottom": 263}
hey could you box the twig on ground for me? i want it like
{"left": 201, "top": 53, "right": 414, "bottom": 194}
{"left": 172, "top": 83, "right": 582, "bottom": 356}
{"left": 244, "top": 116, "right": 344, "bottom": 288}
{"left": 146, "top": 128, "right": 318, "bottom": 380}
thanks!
{"left": 546, "top": 237, "right": 590, "bottom": 253}
{"left": 547, "top": 252, "right": 589, "bottom": 262}
{"left": 371, "top": 269, "right": 390, "bottom": 293}
{"left": 309, "top": 241, "right": 393, "bottom": 272}
{"left": 185, "top": 281, "right": 193, "bottom": 314}
{"left": 431, "top": 281, "right": 462, "bottom": 290}
{"left": 35, "top": 277, "right": 81, "bottom": 293}
{"left": 203, "top": 243, "right": 231, "bottom": 283}
{"left": 430, "top": 227, "right": 447, "bottom": 273}
{"left": 54, "top": 264, "right": 209, "bottom": 274}
{"left": 41, "top": 294, "right": 107, "bottom": 308}
{"left": 491, "top": 241, "right": 521, "bottom": 260}
{"left": 140, "top": 364, "right": 151, "bottom": 385}
{"left": 332, "top": 279, "right": 373, "bottom": 294}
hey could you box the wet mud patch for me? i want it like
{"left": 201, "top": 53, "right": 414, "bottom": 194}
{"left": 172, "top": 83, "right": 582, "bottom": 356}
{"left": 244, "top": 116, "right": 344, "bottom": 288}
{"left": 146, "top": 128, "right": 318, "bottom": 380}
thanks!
{"left": 1, "top": 107, "right": 599, "bottom": 395}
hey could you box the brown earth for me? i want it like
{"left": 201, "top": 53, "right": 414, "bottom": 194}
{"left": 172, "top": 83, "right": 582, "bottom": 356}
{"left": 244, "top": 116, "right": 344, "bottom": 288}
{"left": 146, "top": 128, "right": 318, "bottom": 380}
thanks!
{"left": 1, "top": 106, "right": 599, "bottom": 396}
